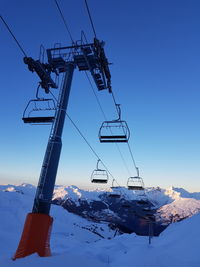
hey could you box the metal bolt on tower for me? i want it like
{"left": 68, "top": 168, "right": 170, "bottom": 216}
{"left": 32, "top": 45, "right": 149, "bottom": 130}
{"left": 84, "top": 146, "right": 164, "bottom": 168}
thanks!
{"left": 13, "top": 37, "right": 112, "bottom": 259}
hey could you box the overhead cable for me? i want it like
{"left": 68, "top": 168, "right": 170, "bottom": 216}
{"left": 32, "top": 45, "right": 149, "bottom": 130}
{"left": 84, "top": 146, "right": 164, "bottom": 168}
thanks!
{"left": 84, "top": 0, "right": 97, "bottom": 38}
{"left": 111, "top": 89, "right": 139, "bottom": 173}
{"left": 49, "top": 89, "right": 116, "bottom": 181}
{"left": 54, "top": 0, "right": 75, "bottom": 44}
{"left": 85, "top": 72, "right": 132, "bottom": 177}
{"left": 0, "top": 15, "right": 27, "bottom": 57}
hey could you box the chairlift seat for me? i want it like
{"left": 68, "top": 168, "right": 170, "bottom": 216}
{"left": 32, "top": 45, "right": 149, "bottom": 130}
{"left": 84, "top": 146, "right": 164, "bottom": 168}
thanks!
{"left": 22, "top": 116, "right": 55, "bottom": 124}
{"left": 91, "top": 178, "right": 108, "bottom": 184}
{"left": 128, "top": 185, "right": 144, "bottom": 190}
{"left": 100, "top": 135, "right": 127, "bottom": 143}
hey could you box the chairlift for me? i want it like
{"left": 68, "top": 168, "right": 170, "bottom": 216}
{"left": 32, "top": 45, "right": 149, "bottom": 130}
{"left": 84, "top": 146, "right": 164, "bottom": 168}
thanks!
{"left": 99, "top": 104, "right": 130, "bottom": 143}
{"left": 22, "top": 98, "right": 56, "bottom": 124}
{"left": 127, "top": 176, "right": 145, "bottom": 190}
{"left": 22, "top": 84, "right": 56, "bottom": 124}
{"left": 127, "top": 168, "right": 145, "bottom": 191}
{"left": 91, "top": 159, "right": 108, "bottom": 184}
{"left": 109, "top": 179, "right": 121, "bottom": 198}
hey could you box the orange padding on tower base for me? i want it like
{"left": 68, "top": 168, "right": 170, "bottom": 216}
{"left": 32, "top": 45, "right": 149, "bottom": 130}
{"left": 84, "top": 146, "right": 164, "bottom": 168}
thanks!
{"left": 13, "top": 212, "right": 53, "bottom": 259}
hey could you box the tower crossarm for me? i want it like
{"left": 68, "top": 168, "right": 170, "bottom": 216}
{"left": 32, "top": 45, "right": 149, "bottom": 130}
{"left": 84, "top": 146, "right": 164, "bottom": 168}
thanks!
{"left": 46, "top": 38, "right": 112, "bottom": 93}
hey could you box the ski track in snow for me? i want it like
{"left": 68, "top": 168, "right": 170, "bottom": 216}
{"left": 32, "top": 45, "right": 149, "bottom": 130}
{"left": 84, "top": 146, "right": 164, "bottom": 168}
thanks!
{"left": 0, "top": 183, "right": 200, "bottom": 267}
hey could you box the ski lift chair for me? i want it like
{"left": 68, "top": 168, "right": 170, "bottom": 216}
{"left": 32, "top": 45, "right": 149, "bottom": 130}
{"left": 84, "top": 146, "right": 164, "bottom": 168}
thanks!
{"left": 22, "top": 98, "right": 56, "bottom": 125}
{"left": 127, "top": 176, "right": 145, "bottom": 191}
{"left": 99, "top": 104, "right": 130, "bottom": 143}
{"left": 99, "top": 120, "right": 130, "bottom": 143}
{"left": 91, "top": 160, "right": 108, "bottom": 184}
{"left": 109, "top": 179, "right": 121, "bottom": 198}
{"left": 127, "top": 167, "right": 145, "bottom": 191}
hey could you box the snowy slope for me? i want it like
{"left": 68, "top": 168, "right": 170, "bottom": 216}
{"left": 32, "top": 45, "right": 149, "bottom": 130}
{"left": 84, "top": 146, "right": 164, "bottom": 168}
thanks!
{"left": 0, "top": 183, "right": 200, "bottom": 267}
{"left": 0, "top": 184, "right": 116, "bottom": 259}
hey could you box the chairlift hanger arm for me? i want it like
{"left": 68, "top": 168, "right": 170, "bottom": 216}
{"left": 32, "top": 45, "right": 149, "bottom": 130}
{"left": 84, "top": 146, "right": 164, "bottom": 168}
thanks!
{"left": 23, "top": 56, "right": 58, "bottom": 93}
{"left": 136, "top": 167, "right": 139, "bottom": 177}
{"left": 93, "top": 38, "right": 112, "bottom": 92}
{"left": 115, "top": 104, "right": 121, "bottom": 121}
{"left": 96, "top": 159, "right": 100, "bottom": 170}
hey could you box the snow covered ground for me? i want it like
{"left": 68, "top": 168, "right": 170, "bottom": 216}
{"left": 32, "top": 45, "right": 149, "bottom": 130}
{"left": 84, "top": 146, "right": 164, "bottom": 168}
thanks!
{"left": 0, "top": 184, "right": 200, "bottom": 267}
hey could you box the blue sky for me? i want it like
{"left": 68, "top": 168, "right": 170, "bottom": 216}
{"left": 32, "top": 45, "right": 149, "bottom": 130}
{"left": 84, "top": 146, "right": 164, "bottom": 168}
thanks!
{"left": 1, "top": 0, "right": 200, "bottom": 191}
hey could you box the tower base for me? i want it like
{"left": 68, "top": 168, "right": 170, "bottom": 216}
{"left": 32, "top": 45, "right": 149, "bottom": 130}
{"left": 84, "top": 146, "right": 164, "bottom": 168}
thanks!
{"left": 13, "top": 212, "right": 53, "bottom": 260}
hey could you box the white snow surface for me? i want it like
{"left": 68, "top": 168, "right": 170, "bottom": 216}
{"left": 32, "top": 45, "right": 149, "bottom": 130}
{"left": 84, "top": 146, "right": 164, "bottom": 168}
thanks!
{"left": 0, "top": 183, "right": 200, "bottom": 266}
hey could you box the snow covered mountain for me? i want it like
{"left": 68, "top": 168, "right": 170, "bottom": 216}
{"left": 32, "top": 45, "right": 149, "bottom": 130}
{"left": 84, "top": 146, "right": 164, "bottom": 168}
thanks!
{"left": 52, "top": 184, "right": 200, "bottom": 207}
{"left": 146, "top": 186, "right": 200, "bottom": 206}
{"left": 156, "top": 197, "right": 200, "bottom": 224}
{"left": 0, "top": 183, "right": 200, "bottom": 267}
{"left": 52, "top": 185, "right": 200, "bottom": 226}
{"left": 145, "top": 186, "right": 200, "bottom": 224}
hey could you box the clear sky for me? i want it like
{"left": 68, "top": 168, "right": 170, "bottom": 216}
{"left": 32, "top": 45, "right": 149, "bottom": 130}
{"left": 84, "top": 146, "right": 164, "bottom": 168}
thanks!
{"left": 1, "top": 0, "right": 200, "bottom": 192}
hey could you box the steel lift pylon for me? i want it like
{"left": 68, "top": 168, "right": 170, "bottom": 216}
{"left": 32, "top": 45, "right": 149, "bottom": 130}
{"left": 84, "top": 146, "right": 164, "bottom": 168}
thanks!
{"left": 13, "top": 38, "right": 112, "bottom": 259}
